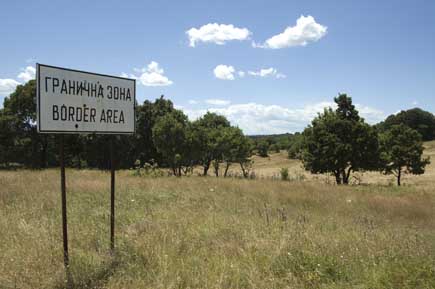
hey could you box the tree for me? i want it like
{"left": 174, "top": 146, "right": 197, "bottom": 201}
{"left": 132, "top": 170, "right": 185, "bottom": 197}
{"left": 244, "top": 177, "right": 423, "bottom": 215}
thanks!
{"left": 301, "top": 94, "right": 380, "bottom": 184}
{"left": 378, "top": 108, "right": 435, "bottom": 141}
{"left": 191, "top": 112, "right": 231, "bottom": 176}
{"left": 287, "top": 133, "right": 304, "bottom": 159}
{"left": 257, "top": 140, "right": 269, "bottom": 157}
{"left": 2, "top": 80, "right": 55, "bottom": 168}
{"left": 379, "top": 124, "right": 430, "bottom": 186}
{"left": 152, "top": 110, "right": 189, "bottom": 176}
{"left": 219, "top": 127, "right": 251, "bottom": 177}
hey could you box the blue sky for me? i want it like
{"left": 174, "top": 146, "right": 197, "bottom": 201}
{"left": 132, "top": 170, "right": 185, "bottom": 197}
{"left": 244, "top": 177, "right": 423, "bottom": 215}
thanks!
{"left": 1, "top": 0, "right": 434, "bottom": 134}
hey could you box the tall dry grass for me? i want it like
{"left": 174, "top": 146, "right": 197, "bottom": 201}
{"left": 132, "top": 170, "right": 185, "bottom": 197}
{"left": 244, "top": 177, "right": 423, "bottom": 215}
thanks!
{"left": 1, "top": 167, "right": 435, "bottom": 288}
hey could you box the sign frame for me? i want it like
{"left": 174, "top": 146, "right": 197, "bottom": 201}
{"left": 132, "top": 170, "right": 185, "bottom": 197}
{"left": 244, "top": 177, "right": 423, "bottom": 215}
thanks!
{"left": 36, "top": 63, "right": 136, "bottom": 135}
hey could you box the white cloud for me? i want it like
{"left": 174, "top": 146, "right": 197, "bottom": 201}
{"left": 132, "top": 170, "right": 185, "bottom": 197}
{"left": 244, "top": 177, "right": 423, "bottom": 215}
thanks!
{"left": 254, "top": 15, "right": 327, "bottom": 49}
{"left": 238, "top": 71, "right": 245, "bottom": 78}
{"left": 205, "top": 99, "right": 231, "bottom": 106}
{"left": 0, "top": 79, "right": 20, "bottom": 97}
{"left": 247, "top": 67, "right": 286, "bottom": 78}
{"left": 182, "top": 101, "right": 384, "bottom": 135}
{"left": 124, "top": 61, "right": 173, "bottom": 86}
{"left": 186, "top": 23, "right": 251, "bottom": 47}
{"left": 188, "top": 99, "right": 198, "bottom": 105}
{"left": 17, "top": 66, "right": 36, "bottom": 82}
{"left": 214, "top": 64, "right": 235, "bottom": 80}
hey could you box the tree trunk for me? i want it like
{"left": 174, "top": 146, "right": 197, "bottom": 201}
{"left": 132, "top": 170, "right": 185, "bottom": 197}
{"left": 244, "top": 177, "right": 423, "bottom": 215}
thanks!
{"left": 203, "top": 161, "right": 210, "bottom": 176}
{"left": 214, "top": 162, "right": 219, "bottom": 177}
{"left": 240, "top": 162, "right": 248, "bottom": 178}
{"left": 224, "top": 162, "right": 231, "bottom": 177}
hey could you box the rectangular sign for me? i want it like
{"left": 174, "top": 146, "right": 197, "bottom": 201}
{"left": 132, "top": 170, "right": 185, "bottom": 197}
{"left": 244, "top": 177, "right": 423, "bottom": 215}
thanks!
{"left": 37, "top": 64, "right": 135, "bottom": 134}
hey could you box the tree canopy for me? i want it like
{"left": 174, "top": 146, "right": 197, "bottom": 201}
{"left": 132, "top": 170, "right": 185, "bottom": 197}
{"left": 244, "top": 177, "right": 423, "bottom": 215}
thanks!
{"left": 378, "top": 108, "right": 435, "bottom": 141}
{"left": 379, "top": 124, "right": 430, "bottom": 186}
{"left": 301, "top": 94, "right": 380, "bottom": 184}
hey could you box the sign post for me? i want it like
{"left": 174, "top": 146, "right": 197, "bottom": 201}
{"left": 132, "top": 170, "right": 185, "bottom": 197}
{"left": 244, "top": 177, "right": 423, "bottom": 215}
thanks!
{"left": 36, "top": 63, "right": 135, "bottom": 270}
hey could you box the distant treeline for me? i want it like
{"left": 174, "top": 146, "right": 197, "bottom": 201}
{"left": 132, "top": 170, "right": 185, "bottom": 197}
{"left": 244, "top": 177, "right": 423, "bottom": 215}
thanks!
{"left": 0, "top": 80, "right": 254, "bottom": 177}
{"left": 0, "top": 80, "right": 433, "bottom": 184}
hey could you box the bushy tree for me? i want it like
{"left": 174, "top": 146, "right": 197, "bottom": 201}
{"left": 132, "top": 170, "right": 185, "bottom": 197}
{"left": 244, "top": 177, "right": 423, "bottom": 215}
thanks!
{"left": 379, "top": 124, "right": 430, "bottom": 186}
{"left": 378, "top": 108, "right": 435, "bottom": 141}
{"left": 190, "top": 112, "right": 231, "bottom": 176}
{"left": 257, "top": 140, "right": 269, "bottom": 157}
{"left": 2, "top": 80, "right": 55, "bottom": 168}
{"left": 152, "top": 110, "right": 189, "bottom": 176}
{"left": 301, "top": 94, "right": 380, "bottom": 184}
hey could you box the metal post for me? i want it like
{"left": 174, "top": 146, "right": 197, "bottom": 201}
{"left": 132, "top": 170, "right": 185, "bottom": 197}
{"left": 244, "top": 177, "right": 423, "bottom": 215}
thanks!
{"left": 59, "top": 135, "right": 69, "bottom": 268}
{"left": 110, "top": 137, "right": 115, "bottom": 251}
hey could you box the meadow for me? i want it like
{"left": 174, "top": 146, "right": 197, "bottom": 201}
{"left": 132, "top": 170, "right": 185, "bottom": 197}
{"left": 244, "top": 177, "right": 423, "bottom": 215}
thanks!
{"left": 1, "top": 143, "right": 435, "bottom": 288}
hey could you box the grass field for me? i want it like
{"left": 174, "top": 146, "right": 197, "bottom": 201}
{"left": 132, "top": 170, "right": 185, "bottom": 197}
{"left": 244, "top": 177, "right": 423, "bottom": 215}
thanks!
{"left": 1, "top": 144, "right": 435, "bottom": 288}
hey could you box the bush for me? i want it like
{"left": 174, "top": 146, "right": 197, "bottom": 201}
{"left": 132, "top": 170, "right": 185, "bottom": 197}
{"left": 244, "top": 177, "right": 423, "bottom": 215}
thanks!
{"left": 280, "top": 168, "right": 289, "bottom": 181}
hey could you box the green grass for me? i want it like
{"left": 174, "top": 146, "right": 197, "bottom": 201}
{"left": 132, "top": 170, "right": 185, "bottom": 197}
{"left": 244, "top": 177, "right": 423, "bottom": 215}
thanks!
{"left": 1, "top": 168, "right": 435, "bottom": 289}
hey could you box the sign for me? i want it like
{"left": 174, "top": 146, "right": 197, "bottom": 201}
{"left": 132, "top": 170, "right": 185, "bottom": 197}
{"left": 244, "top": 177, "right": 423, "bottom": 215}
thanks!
{"left": 37, "top": 64, "right": 135, "bottom": 134}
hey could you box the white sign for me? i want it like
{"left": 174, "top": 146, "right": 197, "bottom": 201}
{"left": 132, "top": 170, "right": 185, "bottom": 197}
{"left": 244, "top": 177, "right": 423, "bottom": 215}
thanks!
{"left": 37, "top": 64, "right": 135, "bottom": 134}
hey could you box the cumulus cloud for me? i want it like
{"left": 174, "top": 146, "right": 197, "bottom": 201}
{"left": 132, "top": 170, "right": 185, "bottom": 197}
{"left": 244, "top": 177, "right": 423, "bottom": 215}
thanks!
{"left": 254, "top": 15, "right": 327, "bottom": 49}
{"left": 214, "top": 65, "right": 285, "bottom": 80}
{"left": 205, "top": 99, "right": 231, "bottom": 106}
{"left": 247, "top": 67, "right": 286, "bottom": 79}
{"left": 0, "top": 79, "right": 20, "bottom": 97}
{"left": 182, "top": 101, "right": 384, "bottom": 135}
{"left": 1, "top": 65, "right": 37, "bottom": 99}
{"left": 17, "top": 66, "right": 36, "bottom": 82}
{"left": 214, "top": 64, "right": 236, "bottom": 80}
{"left": 186, "top": 23, "right": 251, "bottom": 47}
{"left": 123, "top": 61, "right": 173, "bottom": 86}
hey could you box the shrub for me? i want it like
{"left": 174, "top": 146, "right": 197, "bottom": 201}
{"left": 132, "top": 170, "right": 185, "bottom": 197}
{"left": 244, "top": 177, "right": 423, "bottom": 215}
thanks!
{"left": 280, "top": 168, "right": 289, "bottom": 181}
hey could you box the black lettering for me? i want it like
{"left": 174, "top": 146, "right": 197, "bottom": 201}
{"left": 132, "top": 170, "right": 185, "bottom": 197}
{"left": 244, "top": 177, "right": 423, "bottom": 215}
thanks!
{"left": 52, "top": 78, "right": 59, "bottom": 93}
{"left": 119, "top": 87, "right": 125, "bottom": 100}
{"left": 60, "top": 105, "right": 67, "bottom": 121}
{"left": 68, "top": 80, "right": 76, "bottom": 95}
{"left": 60, "top": 80, "right": 67, "bottom": 94}
{"left": 113, "top": 109, "right": 118, "bottom": 123}
{"left": 81, "top": 81, "right": 89, "bottom": 96}
{"left": 113, "top": 87, "right": 119, "bottom": 100}
{"left": 83, "top": 107, "right": 89, "bottom": 122}
{"left": 76, "top": 107, "right": 82, "bottom": 122}
{"left": 45, "top": 77, "right": 51, "bottom": 93}
{"left": 107, "top": 86, "right": 112, "bottom": 99}
{"left": 76, "top": 81, "right": 82, "bottom": 96}
{"left": 119, "top": 110, "right": 124, "bottom": 123}
{"left": 106, "top": 109, "right": 112, "bottom": 123}
{"left": 90, "top": 83, "right": 97, "bottom": 97}
{"left": 53, "top": 105, "right": 59, "bottom": 120}
{"left": 100, "top": 109, "right": 106, "bottom": 122}
{"left": 126, "top": 89, "right": 131, "bottom": 101}
{"left": 68, "top": 106, "right": 74, "bottom": 121}
{"left": 90, "top": 108, "right": 96, "bottom": 122}
{"left": 98, "top": 85, "right": 104, "bottom": 98}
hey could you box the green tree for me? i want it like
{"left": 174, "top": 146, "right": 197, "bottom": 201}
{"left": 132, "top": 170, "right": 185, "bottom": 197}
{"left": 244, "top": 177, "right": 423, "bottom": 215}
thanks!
{"left": 257, "top": 140, "right": 269, "bottom": 157}
{"left": 2, "top": 80, "right": 54, "bottom": 168}
{"left": 152, "top": 110, "right": 189, "bottom": 176}
{"left": 191, "top": 112, "right": 231, "bottom": 176}
{"left": 287, "top": 132, "right": 304, "bottom": 159}
{"left": 301, "top": 94, "right": 380, "bottom": 184}
{"left": 379, "top": 124, "right": 430, "bottom": 186}
{"left": 378, "top": 108, "right": 435, "bottom": 141}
